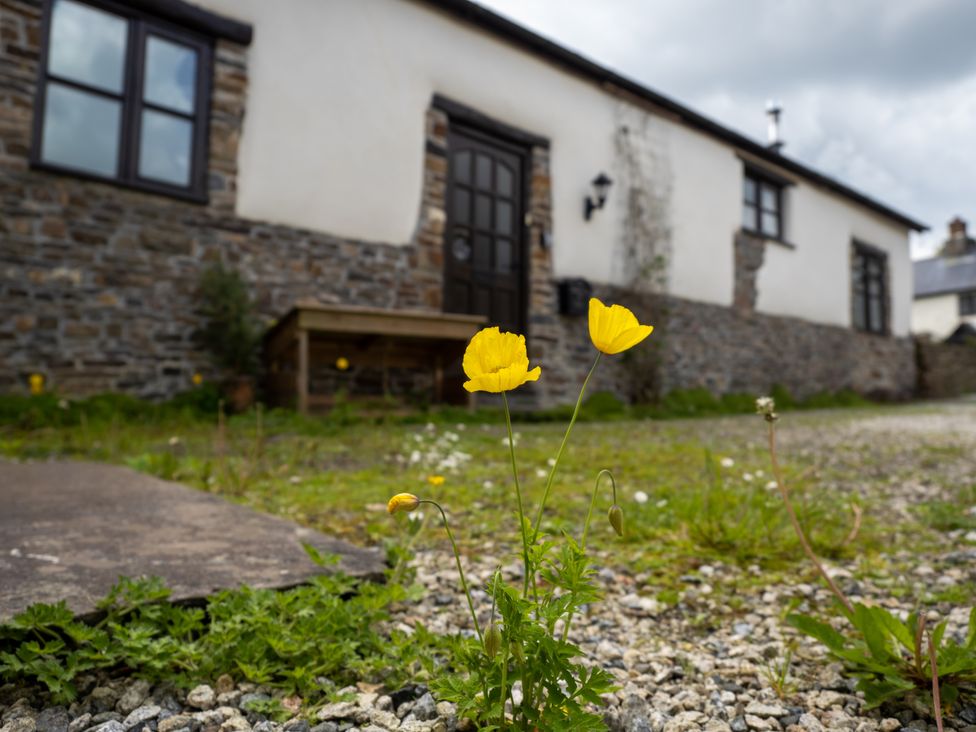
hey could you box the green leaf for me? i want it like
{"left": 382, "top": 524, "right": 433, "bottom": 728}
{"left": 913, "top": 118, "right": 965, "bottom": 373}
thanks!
{"left": 786, "top": 613, "right": 847, "bottom": 651}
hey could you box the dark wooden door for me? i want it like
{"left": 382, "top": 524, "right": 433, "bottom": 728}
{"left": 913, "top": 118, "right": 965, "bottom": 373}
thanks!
{"left": 444, "top": 127, "right": 526, "bottom": 333}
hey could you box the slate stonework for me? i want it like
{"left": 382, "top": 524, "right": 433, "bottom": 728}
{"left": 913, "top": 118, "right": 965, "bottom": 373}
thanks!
{"left": 0, "top": 0, "right": 916, "bottom": 405}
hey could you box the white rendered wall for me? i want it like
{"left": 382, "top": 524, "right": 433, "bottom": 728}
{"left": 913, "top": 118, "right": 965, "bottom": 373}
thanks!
{"left": 195, "top": 0, "right": 913, "bottom": 328}
{"left": 755, "top": 182, "right": 913, "bottom": 337}
{"left": 912, "top": 294, "right": 973, "bottom": 339}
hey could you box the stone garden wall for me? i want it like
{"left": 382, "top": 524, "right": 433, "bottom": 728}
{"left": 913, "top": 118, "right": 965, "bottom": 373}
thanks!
{"left": 0, "top": 0, "right": 916, "bottom": 406}
{"left": 916, "top": 338, "right": 976, "bottom": 399}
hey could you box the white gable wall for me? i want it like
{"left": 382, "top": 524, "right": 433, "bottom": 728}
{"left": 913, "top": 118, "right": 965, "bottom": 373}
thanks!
{"left": 194, "top": 0, "right": 913, "bottom": 335}
{"left": 913, "top": 294, "right": 974, "bottom": 339}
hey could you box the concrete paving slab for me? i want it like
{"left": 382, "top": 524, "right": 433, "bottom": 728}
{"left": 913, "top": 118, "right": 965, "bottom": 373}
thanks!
{"left": 0, "top": 460, "right": 385, "bottom": 620}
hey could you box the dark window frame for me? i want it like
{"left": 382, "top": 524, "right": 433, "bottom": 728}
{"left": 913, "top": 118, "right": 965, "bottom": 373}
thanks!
{"left": 30, "top": 0, "right": 214, "bottom": 203}
{"left": 851, "top": 241, "right": 889, "bottom": 335}
{"left": 960, "top": 291, "right": 976, "bottom": 317}
{"left": 742, "top": 169, "right": 784, "bottom": 241}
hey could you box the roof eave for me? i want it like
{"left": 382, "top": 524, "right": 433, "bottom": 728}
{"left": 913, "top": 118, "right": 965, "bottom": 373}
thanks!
{"left": 421, "top": 0, "right": 928, "bottom": 233}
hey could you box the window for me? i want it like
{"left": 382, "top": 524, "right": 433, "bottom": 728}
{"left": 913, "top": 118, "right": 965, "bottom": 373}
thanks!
{"left": 742, "top": 171, "right": 783, "bottom": 239}
{"left": 852, "top": 243, "right": 888, "bottom": 334}
{"left": 961, "top": 291, "right": 976, "bottom": 316}
{"left": 33, "top": 0, "right": 211, "bottom": 200}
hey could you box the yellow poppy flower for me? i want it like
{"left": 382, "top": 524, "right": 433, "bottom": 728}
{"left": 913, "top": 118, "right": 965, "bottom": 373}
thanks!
{"left": 192, "top": 372, "right": 203, "bottom": 386}
{"left": 387, "top": 493, "right": 421, "bottom": 514}
{"left": 462, "top": 327, "right": 541, "bottom": 393}
{"left": 427, "top": 475, "right": 445, "bottom": 486}
{"left": 29, "top": 373, "right": 44, "bottom": 395}
{"left": 336, "top": 357, "right": 350, "bottom": 371}
{"left": 588, "top": 298, "right": 654, "bottom": 355}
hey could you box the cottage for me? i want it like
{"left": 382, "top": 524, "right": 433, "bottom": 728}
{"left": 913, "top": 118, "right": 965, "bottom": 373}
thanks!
{"left": 0, "top": 0, "right": 927, "bottom": 405}
{"left": 912, "top": 218, "right": 976, "bottom": 342}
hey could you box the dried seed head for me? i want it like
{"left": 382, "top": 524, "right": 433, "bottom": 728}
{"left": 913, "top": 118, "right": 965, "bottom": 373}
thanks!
{"left": 755, "top": 396, "right": 779, "bottom": 422}
{"left": 608, "top": 504, "right": 624, "bottom": 537}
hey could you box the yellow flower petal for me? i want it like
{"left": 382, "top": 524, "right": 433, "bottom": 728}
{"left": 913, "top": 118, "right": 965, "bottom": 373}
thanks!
{"left": 387, "top": 493, "right": 420, "bottom": 514}
{"left": 427, "top": 475, "right": 445, "bottom": 486}
{"left": 461, "top": 327, "right": 542, "bottom": 393}
{"left": 588, "top": 298, "right": 654, "bottom": 355}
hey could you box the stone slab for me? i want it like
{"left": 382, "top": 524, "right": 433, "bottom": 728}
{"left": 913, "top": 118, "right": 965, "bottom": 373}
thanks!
{"left": 0, "top": 460, "right": 385, "bottom": 620}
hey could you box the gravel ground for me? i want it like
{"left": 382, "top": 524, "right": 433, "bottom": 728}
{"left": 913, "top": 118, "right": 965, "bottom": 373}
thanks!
{"left": 2, "top": 401, "right": 975, "bottom": 732}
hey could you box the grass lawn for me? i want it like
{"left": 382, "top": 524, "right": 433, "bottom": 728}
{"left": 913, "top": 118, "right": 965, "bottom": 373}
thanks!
{"left": 4, "top": 398, "right": 968, "bottom": 598}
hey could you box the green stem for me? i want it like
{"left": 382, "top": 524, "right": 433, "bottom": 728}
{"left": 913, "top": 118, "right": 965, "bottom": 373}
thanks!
{"left": 419, "top": 499, "right": 483, "bottom": 644}
{"left": 562, "top": 469, "right": 618, "bottom": 643}
{"left": 498, "top": 642, "right": 508, "bottom": 731}
{"left": 581, "top": 469, "right": 617, "bottom": 550}
{"left": 531, "top": 353, "right": 602, "bottom": 544}
{"left": 502, "top": 393, "right": 533, "bottom": 597}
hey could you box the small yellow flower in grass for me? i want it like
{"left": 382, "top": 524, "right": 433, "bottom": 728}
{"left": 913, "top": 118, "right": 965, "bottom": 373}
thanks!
{"left": 387, "top": 493, "right": 421, "bottom": 515}
{"left": 588, "top": 298, "right": 654, "bottom": 354}
{"left": 28, "top": 373, "right": 44, "bottom": 395}
{"left": 427, "top": 475, "right": 445, "bottom": 487}
{"left": 192, "top": 372, "right": 203, "bottom": 386}
{"left": 462, "top": 327, "right": 541, "bottom": 393}
{"left": 336, "top": 356, "right": 350, "bottom": 371}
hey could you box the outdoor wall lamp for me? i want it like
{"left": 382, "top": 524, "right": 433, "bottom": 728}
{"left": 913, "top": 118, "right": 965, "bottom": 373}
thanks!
{"left": 583, "top": 173, "right": 613, "bottom": 221}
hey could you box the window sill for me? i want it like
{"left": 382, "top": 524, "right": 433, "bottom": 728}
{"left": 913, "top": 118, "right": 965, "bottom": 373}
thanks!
{"left": 739, "top": 227, "right": 796, "bottom": 250}
{"left": 29, "top": 159, "right": 209, "bottom": 205}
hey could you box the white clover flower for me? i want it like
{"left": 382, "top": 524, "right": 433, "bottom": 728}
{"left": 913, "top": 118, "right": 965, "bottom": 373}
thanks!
{"left": 656, "top": 499, "right": 668, "bottom": 508}
{"left": 409, "top": 450, "right": 422, "bottom": 464}
{"left": 634, "top": 491, "right": 649, "bottom": 504}
{"left": 742, "top": 472, "right": 754, "bottom": 482}
{"left": 755, "top": 470, "right": 764, "bottom": 478}
{"left": 535, "top": 468, "right": 547, "bottom": 478}
{"left": 168, "top": 436, "right": 181, "bottom": 446}
{"left": 755, "top": 396, "right": 778, "bottom": 421}
{"left": 765, "top": 480, "right": 779, "bottom": 490}
{"left": 719, "top": 457, "right": 735, "bottom": 468}
{"left": 547, "top": 458, "right": 556, "bottom": 467}
{"left": 483, "top": 479, "right": 494, "bottom": 489}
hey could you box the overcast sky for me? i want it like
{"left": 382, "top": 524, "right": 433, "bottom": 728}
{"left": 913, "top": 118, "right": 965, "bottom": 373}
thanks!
{"left": 478, "top": 0, "right": 976, "bottom": 259}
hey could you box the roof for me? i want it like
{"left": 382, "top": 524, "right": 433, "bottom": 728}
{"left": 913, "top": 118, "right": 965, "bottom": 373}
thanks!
{"left": 421, "top": 0, "right": 928, "bottom": 232}
{"left": 914, "top": 254, "right": 976, "bottom": 298}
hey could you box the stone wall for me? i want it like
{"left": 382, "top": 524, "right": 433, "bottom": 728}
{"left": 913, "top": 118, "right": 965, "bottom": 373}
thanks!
{"left": 916, "top": 338, "right": 976, "bottom": 399}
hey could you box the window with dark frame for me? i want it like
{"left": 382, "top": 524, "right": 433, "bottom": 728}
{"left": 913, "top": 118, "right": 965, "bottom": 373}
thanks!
{"left": 32, "top": 0, "right": 212, "bottom": 200}
{"left": 961, "top": 291, "right": 976, "bottom": 317}
{"left": 851, "top": 243, "right": 888, "bottom": 334}
{"left": 742, "top": 171, "right": 783, "bottom": 239}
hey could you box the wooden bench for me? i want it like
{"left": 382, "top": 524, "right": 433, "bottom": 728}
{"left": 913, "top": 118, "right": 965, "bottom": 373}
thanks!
{"left": 263, "top": 302, "right": 486, "bottom": 413}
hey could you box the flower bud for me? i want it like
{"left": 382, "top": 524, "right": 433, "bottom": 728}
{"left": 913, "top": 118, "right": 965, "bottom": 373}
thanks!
{"left": 387, "top": 493, "right": 420, "bottom": 515}
{"left": 608, "top": 504, "right": 624, "bottom": 537}
{"left": 484, "top": 622, "right": 502, "bottom": 659}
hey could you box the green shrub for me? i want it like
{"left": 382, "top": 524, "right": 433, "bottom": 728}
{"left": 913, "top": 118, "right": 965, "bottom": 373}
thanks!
{"left": 196, "top": 264, "right": 262, "bottom": 379}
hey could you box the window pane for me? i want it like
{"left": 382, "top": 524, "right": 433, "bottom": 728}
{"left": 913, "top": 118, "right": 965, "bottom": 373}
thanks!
{"left": 742, "top": 203, "right": 757, "bottom": 230}
{"left": 761, "top": 211, "right": 780, "bottom": 237}
{"left": 760, "top": 183, "right": 778, "bottom": 212}
{"left": 49, "top": 0, "right": 127, "bottom": 93}
{"left": 868, "top": 296, "right": 883, "bottom": 333}
{"left": 743, "top": 176, "right": 757, "bottom": 204}
{"left": 41, "top": 82, "right": 121, "bottom": 176}
{"left": 475, "top": 193, "right": 491, "bottom": 230}
{"left": 473, "top": 233, "right": 491, "bottom": 271}
{"left": 452, "top": 188, "right": 470, "bottom": 223}
{"left": 144, "top": 36, "right": 198, "bottom": 114}
{"left": 497, "top": 164, "right": 513, "bottom": 197}
{"left": 495, "top": 200, "right": 512, "bottom": 234}
{"left": 453, "top": 151, "right": 470, "bottom": 183}
{"left": 138, "top": 109, "right": 193, "bottom": 186}
{"left": 852, "top": 293, "right": 866, "bottom": 330}
{"left": 496, "top": 238, "right": 512, "bottom": 272}
{"left": 475, "top": 154, "right": 491, "bottom": 190}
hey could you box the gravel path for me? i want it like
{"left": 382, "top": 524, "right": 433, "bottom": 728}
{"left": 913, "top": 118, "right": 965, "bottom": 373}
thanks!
{"left": 3, "top": 401, "right": 975, "bottom": 732}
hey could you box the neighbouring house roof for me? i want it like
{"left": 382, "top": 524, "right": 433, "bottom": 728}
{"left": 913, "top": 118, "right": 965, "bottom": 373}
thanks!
{"left": 421, "top": 0, "right": 928, "bottom": 233}
{"left": 914, "top": 254, "right": 976, "bottom": 298}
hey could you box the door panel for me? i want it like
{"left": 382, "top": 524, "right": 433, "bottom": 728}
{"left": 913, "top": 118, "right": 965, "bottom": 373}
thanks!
{"left": 444, "top": 127, "right": 526, "bottom": 334}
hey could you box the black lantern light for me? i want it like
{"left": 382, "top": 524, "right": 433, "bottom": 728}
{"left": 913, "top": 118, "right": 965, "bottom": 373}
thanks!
{"left": 583, "top": 172, "right": 613, "bottom": 221}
